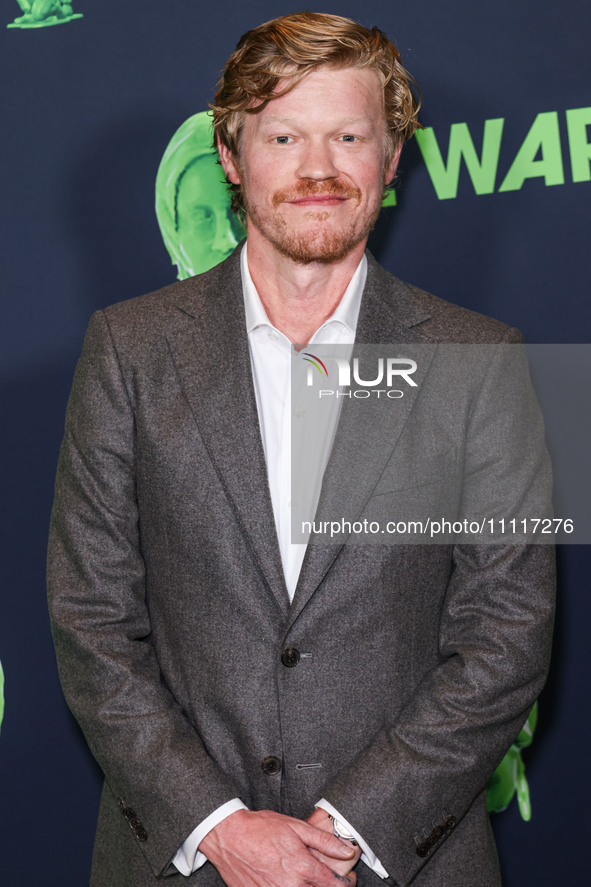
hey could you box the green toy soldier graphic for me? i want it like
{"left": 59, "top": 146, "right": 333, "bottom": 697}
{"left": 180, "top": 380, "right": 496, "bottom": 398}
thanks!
{"left": 486, "top": 702, "right": 538, "bottom": 820}
{"left": 155, "top": 112, "right": 246, "bottom": 280}
{"left": 7, "top": 0, "right": 83, "bottom": 29}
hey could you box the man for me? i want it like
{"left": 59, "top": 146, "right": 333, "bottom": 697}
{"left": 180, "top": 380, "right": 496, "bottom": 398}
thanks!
{"left": 47, "top": 12, "right": 555, "bottom": 887}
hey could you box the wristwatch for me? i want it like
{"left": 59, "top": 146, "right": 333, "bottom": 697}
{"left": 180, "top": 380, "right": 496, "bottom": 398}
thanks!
{"left": 328, "top": 814, "right": 359, "bottom": 845}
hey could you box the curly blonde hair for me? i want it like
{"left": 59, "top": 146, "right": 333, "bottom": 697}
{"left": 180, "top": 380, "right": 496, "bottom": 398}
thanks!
{"left": 211, "top": 12, "right": 421, "bottom": 213}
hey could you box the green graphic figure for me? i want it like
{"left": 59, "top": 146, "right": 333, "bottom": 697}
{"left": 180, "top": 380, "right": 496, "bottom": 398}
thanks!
{"left": 155, "top": 112, "right": 246, "bottom": 280}
{"left": 486, "top": 703, "right": 538, "bottom": 820}
{"left": 7, "top": 0, "right": 82, "bottom": 29}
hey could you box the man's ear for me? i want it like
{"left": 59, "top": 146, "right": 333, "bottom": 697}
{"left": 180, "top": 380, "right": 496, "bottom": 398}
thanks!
{"left": 217, "top": 138, "right": 241, "bottom": 185}
{"left": 384, "top": 142, "right": 403, "bottom": 186}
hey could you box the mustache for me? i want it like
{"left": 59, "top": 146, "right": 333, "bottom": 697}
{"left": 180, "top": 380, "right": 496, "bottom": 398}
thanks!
{"left": 272, "top": 179, "right": 361, "bottom": 207}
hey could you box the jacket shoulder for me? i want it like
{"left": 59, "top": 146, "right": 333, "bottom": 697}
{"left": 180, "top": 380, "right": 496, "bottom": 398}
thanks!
{"left": 99, "top": 261, "right": 234, "bottom": 343}
{"left": 405, "top": 281, "right": 521, "bottom": 344}
{"left": 366, "top": 254, "right": 522, "bottom": 344}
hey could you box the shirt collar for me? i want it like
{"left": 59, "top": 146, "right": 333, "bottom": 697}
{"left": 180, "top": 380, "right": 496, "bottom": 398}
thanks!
{"left": 241, "top": 240, "right": 366, "bottom": 338}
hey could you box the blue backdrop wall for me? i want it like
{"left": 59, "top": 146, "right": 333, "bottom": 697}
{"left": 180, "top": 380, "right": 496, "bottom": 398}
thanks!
{"left": 1, "top": 1, "right": 589, "bottom": 884}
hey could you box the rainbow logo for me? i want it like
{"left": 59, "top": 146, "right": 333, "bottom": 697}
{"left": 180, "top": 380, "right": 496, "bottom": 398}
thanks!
{"left": 302, "top": 352, "right": 329, "bottom": 378}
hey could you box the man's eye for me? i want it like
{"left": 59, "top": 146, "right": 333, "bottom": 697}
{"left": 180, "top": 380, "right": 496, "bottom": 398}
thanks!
{"left": 340, "top": 134, "right": 357, "bottom": 142}
{"left": 274, "top": 136, "right": 292, "bottom": 144}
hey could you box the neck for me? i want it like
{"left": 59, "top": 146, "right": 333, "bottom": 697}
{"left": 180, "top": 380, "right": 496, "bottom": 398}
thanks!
{"left": 246, "top": 226, "right": 366, "bottom": 346}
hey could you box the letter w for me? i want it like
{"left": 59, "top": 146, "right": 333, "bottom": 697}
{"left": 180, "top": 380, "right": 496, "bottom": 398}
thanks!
{"left": 415, "top": 118, "right": 505, "bottom": 200}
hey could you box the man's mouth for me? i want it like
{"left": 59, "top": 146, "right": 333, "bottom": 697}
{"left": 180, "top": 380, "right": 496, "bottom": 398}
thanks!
{"left": 272, "top": 181, "right": 361, "bottom": 208}
{"left": 287, "top": 194, "right": 349, "bottom": 206}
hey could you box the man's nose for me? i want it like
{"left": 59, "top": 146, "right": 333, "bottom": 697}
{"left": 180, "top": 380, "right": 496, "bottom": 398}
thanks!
{"left": 297, "top": 139, "right": 339, "bottom": 181}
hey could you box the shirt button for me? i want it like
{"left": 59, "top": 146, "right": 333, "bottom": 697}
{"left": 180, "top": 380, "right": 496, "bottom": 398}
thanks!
{"left": 294, "top": 409, "right": 306, "bottom": 418}
{"left": 281, "top": 647, "right": 301, "bottom": 667}
{"left": 261, "top": 756, "right": 282, "bottom": 775}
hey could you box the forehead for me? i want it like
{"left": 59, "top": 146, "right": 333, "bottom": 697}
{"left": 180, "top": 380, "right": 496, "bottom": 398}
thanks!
{"left": 250, "top": 66, "right": 384, "bottom": 130}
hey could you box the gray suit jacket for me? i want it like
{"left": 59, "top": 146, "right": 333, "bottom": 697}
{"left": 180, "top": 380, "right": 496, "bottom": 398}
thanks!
{"left": 47, "top": 248, "right": 555, "bottom": 887}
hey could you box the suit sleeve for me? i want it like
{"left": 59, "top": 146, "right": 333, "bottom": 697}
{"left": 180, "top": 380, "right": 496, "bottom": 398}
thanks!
{"left": 320, "top": 335, "right": 556, "bottom": 886}
{"left": 47, "top": 311, "right": 240, "bottom": 877}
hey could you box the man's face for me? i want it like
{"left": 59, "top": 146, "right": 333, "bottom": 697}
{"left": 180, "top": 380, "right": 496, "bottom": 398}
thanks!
{"left": 218, "top": 66, "right": 401, "bottom": 264}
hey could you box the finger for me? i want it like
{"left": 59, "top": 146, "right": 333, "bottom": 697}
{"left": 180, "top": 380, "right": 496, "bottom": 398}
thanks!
{"left": 297, "top": 847, "right": 359, "bottom": 887}
{"left": 308, "top": 847, "right": 358, "bottom": 875}
{"left": 303, "top": 862, "right": 357, "bottom": 887}
{"left": 296, "top": 822, "right": 356, "bottom": 859}
{"left": 331, "top": 871, "right": 357, "bottom": 886}
{"left": 306, "top": 870, "right": 357, "bottom": 887}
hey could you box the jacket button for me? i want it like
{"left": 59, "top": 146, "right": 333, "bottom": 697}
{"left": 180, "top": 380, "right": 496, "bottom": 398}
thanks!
{"left": 432, "top": 825, "right": 445, "bottom": 839}
{"left": 122, "top": 807, "right": 136, "bottom": 821}
{"left": 261, "top": 756, "right": 282, "bottom": 775}
{"left": 445, "top": 815, "right": 457, "bottom": 831}
{"left": 281, "top": 647, "right": 300, "bottom": 667}
{"left": 136, "top": 827, "right": 148, "bottom": 842}
{"left": 416, "top": 841, "right": 430, "bottom": 858}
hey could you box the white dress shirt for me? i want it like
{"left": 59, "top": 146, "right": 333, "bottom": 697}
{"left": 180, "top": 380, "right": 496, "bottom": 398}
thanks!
{"left": 173, "top": 244, "right": 388, "bottom": 879}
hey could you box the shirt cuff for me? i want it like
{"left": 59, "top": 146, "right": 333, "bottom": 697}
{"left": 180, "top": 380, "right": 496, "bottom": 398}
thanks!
{"left": 315, "top": 798, "right": 389, "bottom": 880}
{"left": 172, "top": 798, "right": 248, "bottom": 876}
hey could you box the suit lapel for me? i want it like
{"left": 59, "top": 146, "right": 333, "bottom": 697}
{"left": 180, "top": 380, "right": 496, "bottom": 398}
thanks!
{"left": 289, "top": 253, "right": 436, "bottom": 624}
{"left": 165, "top": 249, "right": 290, "bottom": 616}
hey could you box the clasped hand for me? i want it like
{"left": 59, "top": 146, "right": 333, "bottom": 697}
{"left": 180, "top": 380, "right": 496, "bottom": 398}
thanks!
{"left": 200, "top": 807, "right": 361, "bottom": 887}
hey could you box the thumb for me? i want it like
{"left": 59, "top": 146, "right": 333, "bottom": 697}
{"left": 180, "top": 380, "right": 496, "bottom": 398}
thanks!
{"left": 298, "top": 822, "right": 356, "bottom": 859}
